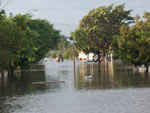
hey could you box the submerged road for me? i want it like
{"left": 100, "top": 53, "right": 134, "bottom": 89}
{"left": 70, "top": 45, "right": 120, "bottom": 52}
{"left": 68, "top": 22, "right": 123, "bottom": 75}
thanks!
{"left": 0, "top": 59, "right": 150, "bottom": 113}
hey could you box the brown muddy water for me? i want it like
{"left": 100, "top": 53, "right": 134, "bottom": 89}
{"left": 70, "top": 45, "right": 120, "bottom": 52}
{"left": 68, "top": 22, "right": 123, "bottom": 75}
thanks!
{"left": 0, "top": 59, "right": 150, "bottom": 113}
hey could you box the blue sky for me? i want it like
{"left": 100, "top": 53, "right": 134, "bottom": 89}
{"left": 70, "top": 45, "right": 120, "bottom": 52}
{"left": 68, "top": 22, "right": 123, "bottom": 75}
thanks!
{"left": 1, "top": 0, "right": 150, "bottom": 36}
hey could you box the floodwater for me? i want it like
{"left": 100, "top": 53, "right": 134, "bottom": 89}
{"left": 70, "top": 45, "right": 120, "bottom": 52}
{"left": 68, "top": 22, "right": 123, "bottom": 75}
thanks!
{"left": 0, "top": 59, "right": 150, "bottom": 113}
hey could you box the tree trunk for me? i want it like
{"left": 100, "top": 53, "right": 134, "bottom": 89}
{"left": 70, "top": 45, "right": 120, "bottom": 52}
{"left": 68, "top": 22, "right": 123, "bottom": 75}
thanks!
{"left": 8, "top": 66, "right": 15, "bottom": 77}
{"left": 98, "top": 53, "right": 101, "bottom": 63}
{"left": 145, "top": 65, "right": 149, "bottom": 72}
{"left": 0, "top": 70, "right": 4, "bottom": 79}
{"left": 103, "top": 50, "right": 106, "bottom": 69}
{"left": 110, "top": 53, "right": 113, "bottom": 62}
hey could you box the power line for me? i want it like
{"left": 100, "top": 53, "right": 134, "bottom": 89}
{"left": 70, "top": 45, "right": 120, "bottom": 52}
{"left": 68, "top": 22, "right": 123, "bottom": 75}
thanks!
{"left": 53, "top": 23, "right": 77, "bottom": 27}
{"left": 0, "top": 0, "right": 12, "bottom": 10}
{"left": 4, "top": 5, "right": 150, "bottom": 10}
{"left": 6, "top": 7, "right": 91, "bottom": 10}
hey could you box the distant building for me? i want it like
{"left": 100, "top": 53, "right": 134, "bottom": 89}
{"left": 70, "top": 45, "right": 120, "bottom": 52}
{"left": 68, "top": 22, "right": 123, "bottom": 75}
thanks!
{"left": 78, "top": 52, "right": 94, "bottom": 61}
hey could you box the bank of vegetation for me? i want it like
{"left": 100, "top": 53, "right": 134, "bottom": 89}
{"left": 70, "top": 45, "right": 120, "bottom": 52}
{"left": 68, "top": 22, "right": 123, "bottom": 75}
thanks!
{"left": 71, "top": 4, "right": 150, "bottom": 71}
{"left": 0, "top": 10, "right": 61, "bottom": 75}
{"left": 48, "top": 36, "right": 79, "bottom": 59}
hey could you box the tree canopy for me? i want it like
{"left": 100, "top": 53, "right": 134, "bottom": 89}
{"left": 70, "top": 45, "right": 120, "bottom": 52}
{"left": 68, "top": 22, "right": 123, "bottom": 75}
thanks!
{"left": 0, "top": 11, "right": 61, "bottom": 74}
{"left": 72, "top": 4, "right": 133, "bottom": 57}
{"left": 112, "top": 13, "right": 150, "bottom": 70}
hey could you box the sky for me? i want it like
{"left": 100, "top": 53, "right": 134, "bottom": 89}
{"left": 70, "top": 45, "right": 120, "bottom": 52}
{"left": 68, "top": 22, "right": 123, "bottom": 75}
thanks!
{"left": 1, "top": 0, "right": 150, "bottom": 36}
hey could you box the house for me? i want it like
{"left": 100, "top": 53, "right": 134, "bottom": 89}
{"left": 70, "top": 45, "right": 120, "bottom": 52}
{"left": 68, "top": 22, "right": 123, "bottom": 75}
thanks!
{"left": 78, "top": 52, "right": 94, "bottom": 61}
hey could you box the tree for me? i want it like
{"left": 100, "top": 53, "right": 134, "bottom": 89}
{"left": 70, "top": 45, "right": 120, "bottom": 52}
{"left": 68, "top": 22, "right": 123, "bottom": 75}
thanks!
{"left": 71, "top": 28, "right": 91, "bottom": 53}
{"left": 0, "top": 12, "right": 61, "bottom": 75}
{"left": 71, "top": 4, "right": 133, "bottom": 62}
{"left": 112, "top": 13, "right": 150, "bottom": 71}
{"left": 0, "top": 13, "right": 26, "bottom": 75}
{"left": 28, "top": 19, "right": 61, "bottom": 61}
{"left": 11, "top": 14, "right": 38, "bottom": 69}
{"left": 0, "top": 10, "right": 5, "bottom": 21}
{"left": 48, "top": 36, "right": 76, "bottom": 59}
{"left": 10, "top": 15, "right": 61, "bottom": 69}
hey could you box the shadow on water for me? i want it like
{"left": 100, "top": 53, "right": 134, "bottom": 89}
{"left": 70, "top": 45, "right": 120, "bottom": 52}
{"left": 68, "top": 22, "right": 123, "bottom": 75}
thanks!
{"left": 77, "top": 61, "right": 150, "bottom": 90}
{"left": 0, "top": 63, "right": 62, "bottom": 98}
{"left": 0, "top": 64, "right": 46, "bottom": 112}
{"left": 0, "top": 60, "right": 68, "bottom": 113}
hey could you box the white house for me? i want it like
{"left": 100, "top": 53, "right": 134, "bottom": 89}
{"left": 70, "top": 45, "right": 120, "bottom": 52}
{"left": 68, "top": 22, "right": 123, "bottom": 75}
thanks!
{"left": 78, "top": 52, "right": 94, "bottom": 61}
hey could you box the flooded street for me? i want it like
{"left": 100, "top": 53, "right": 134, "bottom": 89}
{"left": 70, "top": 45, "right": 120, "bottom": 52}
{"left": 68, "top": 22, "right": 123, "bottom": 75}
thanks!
{"left": 0, "top": 59, "right": 150, "bottom": 113}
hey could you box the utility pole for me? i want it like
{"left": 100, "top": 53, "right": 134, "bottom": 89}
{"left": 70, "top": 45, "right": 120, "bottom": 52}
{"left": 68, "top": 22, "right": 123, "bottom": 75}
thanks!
{"left": 73, "top": 41, "right": 76, "bottom": 88}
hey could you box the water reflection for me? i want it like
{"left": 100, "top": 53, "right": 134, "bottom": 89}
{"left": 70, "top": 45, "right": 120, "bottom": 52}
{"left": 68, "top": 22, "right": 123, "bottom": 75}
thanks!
{"left": 1, "top": 60, "right": 150, "bottom": 113}
{"left": 0, "top": 69, "right": 45, "bottom": 97}
{"left": 77, "top": 61, "right": 150, "bottom": 89}
{"left": 0, "top": 59, "right": 71, "bottom": 113}
{"left": 0, "top": 63, "right": 62, "bottom": 98}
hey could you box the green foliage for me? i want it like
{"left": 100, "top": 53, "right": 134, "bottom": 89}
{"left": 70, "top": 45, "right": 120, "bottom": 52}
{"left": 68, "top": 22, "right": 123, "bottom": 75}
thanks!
{"left": 11, "top": 14, "right": 38, "bottom": 69}
{"left": 0, "top": 11, "right": 61, "bottom": 74}
{"left": 0, "top": 14, "right": 26, "bottom": 72}
{"left": 49, "top": 50, "right": 57, "bottom": 58}
{"left": 71, "top": 29, "right": 90, "bottom": 54}
{"left": 48, "top": 36, "right": 76, "bottom": 59}
{"left": 62, "top": 49, "right": 73, "bottom": 59}
{"left": 72, "top": 4, "right": 133, "bottom": 56}
{"left": 28, "top": 19, "right": 60, "bottom": 62}
{"left": 0, "top": 10, "right": 6, "bottom": 21}
{"left": 112, "top": 13, "right": 150, "bottom": 68}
